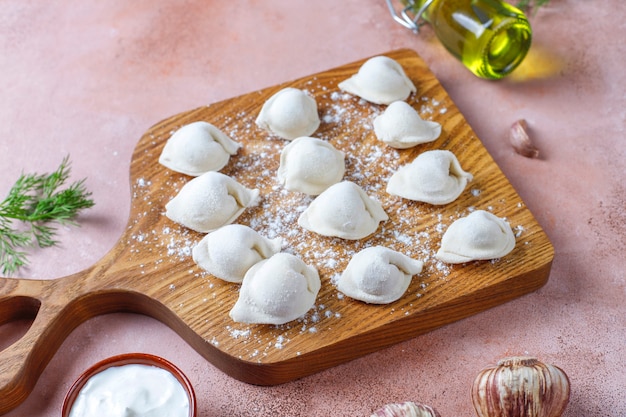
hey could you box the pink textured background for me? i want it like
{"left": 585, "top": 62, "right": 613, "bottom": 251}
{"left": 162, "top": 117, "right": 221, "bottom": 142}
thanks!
{"left": 1, "top": 1, "right": 624, "bottom": 416}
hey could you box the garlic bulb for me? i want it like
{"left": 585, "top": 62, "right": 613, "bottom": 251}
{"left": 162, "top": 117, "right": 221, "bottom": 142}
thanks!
{"left": 371, "top": 401, "right": 441, "bottom": 417}
{"left": 471, "top": 356, "right": 570, "bottom": 417}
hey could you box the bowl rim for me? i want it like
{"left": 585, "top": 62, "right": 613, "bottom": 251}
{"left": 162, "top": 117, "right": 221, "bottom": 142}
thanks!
{"left": 61, "top": 352, "right": 197, "bottom": 417}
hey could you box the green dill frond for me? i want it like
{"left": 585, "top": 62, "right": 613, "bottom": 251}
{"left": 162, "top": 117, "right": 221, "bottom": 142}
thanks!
{"left": 0, "top": 156, "right": 95, "bottom": 275}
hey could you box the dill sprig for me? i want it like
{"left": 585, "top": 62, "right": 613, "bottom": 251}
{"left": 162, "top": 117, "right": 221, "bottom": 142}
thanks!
{"left": 0, "top": 156, "right": 95, "bottom": 275}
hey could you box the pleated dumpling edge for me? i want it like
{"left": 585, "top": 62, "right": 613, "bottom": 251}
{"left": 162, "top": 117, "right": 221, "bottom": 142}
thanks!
{"left": 387, "top": 150, "right": 473, "bottom": 205}
{"left": 229, "top": 253, "right": 321, "bottom": 325}
{"left": 255, "top": 87, "right": 320, "bottom": 140}
{"left": 337, "top": 246, "right": 423, "bottom": 304}
{"left": 159, "top": 121, "right": 241, "bottom": 176}
{"left": 435, "top": 210, "right": 516, "bottom": 264}
{"left": 298, "top": 181, "right": 388, "bottom": 240}
{"left": 277, "top": 136, "right": 345, "bottom": 196}
{"left": 165, "top": 171, "right": 259, "bottom": 233}
{"left": 192, "top": 224, "right": 282, "bottom": 283}
{"left": 338, "top": 55, "right": 416, "bottom": 105}
{"left": 373, "top": 101, "right": 442, "bottom": 149}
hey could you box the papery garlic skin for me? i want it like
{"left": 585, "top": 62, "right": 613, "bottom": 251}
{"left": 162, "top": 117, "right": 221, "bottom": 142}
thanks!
{"left": 472, "top": 357, "right": 570, "bottom": 417}
{"left": 370, "top": 401, "right": 441, "bottom": 417}
{"left": 510, "top": 119, "right": 539, "bottom": 158}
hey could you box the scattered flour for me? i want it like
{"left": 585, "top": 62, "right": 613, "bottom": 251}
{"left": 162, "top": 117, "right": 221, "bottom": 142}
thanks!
{"left": 126, "top": 75, "right": 528, "bottom": 359}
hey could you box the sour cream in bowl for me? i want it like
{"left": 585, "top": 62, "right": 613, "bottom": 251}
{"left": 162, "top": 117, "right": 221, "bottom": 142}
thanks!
{"left": 62, "top": 353, "right": 196, "bottom": 417}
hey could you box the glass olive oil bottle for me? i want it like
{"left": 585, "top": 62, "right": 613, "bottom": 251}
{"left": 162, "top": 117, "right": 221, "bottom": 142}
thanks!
{"left": 406, "top": 0, "right": 532, "bottom": 79}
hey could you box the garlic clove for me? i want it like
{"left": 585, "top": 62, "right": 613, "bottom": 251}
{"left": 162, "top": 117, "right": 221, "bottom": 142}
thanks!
{"left": 471, "top": 356, "right": 570, "bottom": 417}
{"left": 509, "top": 119, "right": 539, "bottom": 158}
{"left": 370, "top": 401, "right": 441, "bottom": 417}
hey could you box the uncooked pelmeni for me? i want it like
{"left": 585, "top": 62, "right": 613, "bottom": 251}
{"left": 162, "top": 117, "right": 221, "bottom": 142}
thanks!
{"left": 229, "top": 253, "right": 321, "bottom": 325}
{"left": 435, "top": 210, "right": 516, "bottom": 263}
{"left": 192, "top": 224, "right": 282, "bottom": 283}
{"left": 298, "top": 181, "right": 388, "bottom": 240}
{"left": 338, "top": 56, "right": 416, "bottom": 105}
{"left": 165, "top": 171, "right": 259, "bottom": 233}
{"left": 337, "top": 246, "right": 423, "bottom": 304}
{"left": 373, "top": 101, "right": 442, "bottom": 149}
{"left": 277, "top": 136, "right": 345, "bottom": 195}
{"left": 387, "top": 150, "right": 473, "bottom": 205}
{"left": 158, "top": 121, "right": 241, "bottom": 176}
{"left": 255, "top": 87, "right": 320, "bottom": 140}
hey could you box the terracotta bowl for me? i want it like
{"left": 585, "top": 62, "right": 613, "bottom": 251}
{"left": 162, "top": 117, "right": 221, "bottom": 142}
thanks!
{"left": 62, "top": 353, "right": 197, "bottom": 417}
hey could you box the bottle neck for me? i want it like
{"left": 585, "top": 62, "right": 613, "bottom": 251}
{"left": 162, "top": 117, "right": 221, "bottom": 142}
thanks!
{"left": 401, "top": 0, "right": 437, "bottom": 23}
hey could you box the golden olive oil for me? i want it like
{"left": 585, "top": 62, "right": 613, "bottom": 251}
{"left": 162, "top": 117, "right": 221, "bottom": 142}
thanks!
{"left": 407, "top": 0, "right": 532, "bottom": 79}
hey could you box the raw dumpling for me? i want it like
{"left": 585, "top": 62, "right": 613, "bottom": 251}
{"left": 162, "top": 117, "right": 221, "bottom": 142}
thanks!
{"left": 373, "top": 101, "right": 441, "bottom": 149}
{"left": 229, "top": 253, "right": 321, "bottom": 325}
{"left": 387, "top": 150, "right": 473, "bottom": 205}
{"left": 298, "top": 181, "right": 388, "bottom": 240}
{"left": 192, "top": 224, "right": 282, "bottom": 283}
{"left": 159, "top": 121, "right": 241, "bottom": 176}
{"left": 337, "top": 246, "right": 423, "bottom": 304}
{"left": 165, "top": 171, "right": 259, "bottom": 233}
{"left": 255, "top": 87, "right": 320, "bottom": 140}
{"left": 278, "top": 136, "right": 345, "bottom": 195}
{"left": 338, "top": 56, "right": 416, "bottom": 105}
{"left": 435, "top": 210, "right": 516, "bottom": 263}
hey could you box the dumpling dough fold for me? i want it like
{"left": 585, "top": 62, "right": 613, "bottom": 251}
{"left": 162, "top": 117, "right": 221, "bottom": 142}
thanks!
{"left": 255, "top": 87, "right": 320, "bottom": 140}
{"left": 165, "top": 171, "right": 259, "bottom": 233}
{"left": 337, "top": 246, "right": 423, "bottom": 304}
{"left": 229, "top": 253, "right": 321, "bottom": 325}
{"left": 278, "top": 136, "right": 345, "bottom": 196}
{"left": 338, "top": 56, "right": 416, "bottom": 105}
{"left": 387, "top": 150, "right": 472, "bottom": 205}
{"left": 192, "top": 224, "right": 282, "bottom": 283}
{"left": 298, "top": 181, "right": 388, "bottom": 240}
{"left": 159, "top": 121, "right": 241, "bottom": 176}
{"left": 435, "top": 210, "right": 516, "bottom": 263}
{"left": 373, "top": 101, "right": 441, "bottom": 149}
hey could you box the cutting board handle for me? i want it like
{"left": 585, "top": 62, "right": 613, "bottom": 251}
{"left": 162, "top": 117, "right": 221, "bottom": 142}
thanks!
{"left": 0, "top": 269, "right": 97, "bottom": 414}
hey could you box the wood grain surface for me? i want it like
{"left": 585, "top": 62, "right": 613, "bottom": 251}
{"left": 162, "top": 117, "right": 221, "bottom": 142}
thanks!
{"left": 0, "top": 49, "right": 554, "bottom": 414}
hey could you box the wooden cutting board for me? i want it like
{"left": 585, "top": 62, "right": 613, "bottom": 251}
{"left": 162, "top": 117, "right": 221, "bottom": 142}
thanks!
{"left": 0, "top": 49, "right": 553, "bottom": 414}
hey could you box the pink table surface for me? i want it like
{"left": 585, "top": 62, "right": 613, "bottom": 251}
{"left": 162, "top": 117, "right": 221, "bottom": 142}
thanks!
{"left": 1, "top": 1, "right": 624, "bottom": 416}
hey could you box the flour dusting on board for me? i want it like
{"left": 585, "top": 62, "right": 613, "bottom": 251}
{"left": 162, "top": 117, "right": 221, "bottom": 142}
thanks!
{"left": 127, "top": 69, "right": 529, "bottom": 362}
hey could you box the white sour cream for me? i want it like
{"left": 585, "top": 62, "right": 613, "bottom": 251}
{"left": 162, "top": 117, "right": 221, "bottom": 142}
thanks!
{"left": 69, "top": 363, "right": 190, "bottom": 417}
